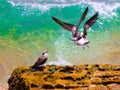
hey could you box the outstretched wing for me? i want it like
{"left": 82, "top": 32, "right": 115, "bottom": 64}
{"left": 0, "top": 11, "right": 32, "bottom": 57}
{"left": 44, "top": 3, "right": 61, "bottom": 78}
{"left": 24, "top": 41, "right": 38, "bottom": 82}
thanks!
{"left": 83, "top": 12, "right": 98, "bottom": 36}
{"left": 52, "top": 17, "right": 75, "bottom": 31}
{"left": 52, "top": 7, "right": 88, "bottom": 32}
{"left": 76, "top": 7, "right": 88, "bottom": 30}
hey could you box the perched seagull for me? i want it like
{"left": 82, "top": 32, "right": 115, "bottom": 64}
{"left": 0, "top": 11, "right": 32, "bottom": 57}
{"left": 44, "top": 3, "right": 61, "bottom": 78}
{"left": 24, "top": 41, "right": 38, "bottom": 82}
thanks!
{"left": 31, "top": 51, "right": 48, "bottom": 69}
{"left": 52, "top": 7, "right": 88, "bottom": 41}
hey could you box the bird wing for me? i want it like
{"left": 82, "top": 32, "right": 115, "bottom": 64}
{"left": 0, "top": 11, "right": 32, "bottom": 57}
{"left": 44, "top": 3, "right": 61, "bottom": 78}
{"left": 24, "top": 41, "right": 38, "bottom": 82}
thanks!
{"left": 76, "top": 7, "right": 88, "bottom": 30}
{"left": 52, "top": 17, "right": 75, "bottom": 31}
{"left": 52, "top": 7, "right": 88, "bottom": 33}
{"left": 34, "top": 56, "right": 47, "bottom": 66}
{"left": 83, "top": 12, "right": 98, "bottom": 37}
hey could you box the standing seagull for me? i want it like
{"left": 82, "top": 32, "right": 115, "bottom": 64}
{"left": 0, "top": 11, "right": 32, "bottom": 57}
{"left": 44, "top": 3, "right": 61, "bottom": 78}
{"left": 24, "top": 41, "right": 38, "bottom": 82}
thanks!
{"left": 31, "top": 51, "right": 48, "bottom": 69}
{"left": 52, "top": 7, "right": 88, "bottom": 41}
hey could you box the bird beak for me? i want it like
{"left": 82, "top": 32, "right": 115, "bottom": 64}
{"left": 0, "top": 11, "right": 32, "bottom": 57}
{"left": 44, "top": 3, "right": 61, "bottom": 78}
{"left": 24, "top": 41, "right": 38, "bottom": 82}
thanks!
{"left": 42, "top": 51, "right": 48, "bottom": 55}
{"left": 46, "top": 51, "right": 48, "bottom": 53}
{"left": 44, "top": 51, "right": 48, "bottom": 54}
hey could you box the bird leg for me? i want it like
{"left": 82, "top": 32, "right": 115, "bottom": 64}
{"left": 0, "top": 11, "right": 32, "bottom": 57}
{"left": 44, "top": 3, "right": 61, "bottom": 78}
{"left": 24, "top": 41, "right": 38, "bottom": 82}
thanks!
{"left": 82, "top": 46, "right": 85, "bottom": 50}
{"left": 87, "top": 45, "right": 89, "bottom": 48}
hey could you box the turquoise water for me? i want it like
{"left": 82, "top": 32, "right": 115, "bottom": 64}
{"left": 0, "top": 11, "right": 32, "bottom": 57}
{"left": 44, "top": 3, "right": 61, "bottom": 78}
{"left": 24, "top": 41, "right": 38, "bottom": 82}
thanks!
{"left": 0, "top": 0, "right": 120, "bottom": 88}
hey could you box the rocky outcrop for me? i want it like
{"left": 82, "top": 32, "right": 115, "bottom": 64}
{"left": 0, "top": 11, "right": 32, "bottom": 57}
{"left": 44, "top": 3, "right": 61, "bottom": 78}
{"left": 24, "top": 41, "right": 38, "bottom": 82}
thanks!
{"left": 8, "top": 64, "right": 120, "bottom": 90}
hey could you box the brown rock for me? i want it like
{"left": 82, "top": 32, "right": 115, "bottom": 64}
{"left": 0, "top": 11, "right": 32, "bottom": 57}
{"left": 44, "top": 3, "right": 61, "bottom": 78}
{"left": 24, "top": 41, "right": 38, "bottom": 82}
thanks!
{"left": 89, "top": 85, "right": 109, "bottom": 90}
{"left": 8, "top": 64, "right": 120, "bottom": 90}
{"left": 107, "top": 83, "right": 120, "bottom": 90}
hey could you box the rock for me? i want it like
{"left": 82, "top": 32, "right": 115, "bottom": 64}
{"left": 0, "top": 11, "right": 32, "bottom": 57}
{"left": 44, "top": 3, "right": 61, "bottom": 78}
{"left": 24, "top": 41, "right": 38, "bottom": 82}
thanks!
{"left": 107, "top": 83, "right": 120, "bottom": 90}
{"left": 89, "top": 85, "right": 109, "bottom": 90}
{"left": 8, "top": 64, "right": 120, "bottom": 90}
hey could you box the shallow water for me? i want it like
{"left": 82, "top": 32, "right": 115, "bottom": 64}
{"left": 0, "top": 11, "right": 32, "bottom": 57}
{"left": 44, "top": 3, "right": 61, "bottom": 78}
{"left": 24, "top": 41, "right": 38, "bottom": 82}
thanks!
{"left": 0, "top": 0, "right": 120, "bottom": 88}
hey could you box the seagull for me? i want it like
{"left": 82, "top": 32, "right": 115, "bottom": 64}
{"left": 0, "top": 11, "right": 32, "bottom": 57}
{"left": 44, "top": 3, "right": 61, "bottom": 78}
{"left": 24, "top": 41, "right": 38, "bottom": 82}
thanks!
{"left": 52, "top": 7, "right": 88, "bottom": 41}
{"left": 52, "top": 7, "right": 98, "bottom": 49}
{"left": 74, "top": 12, "right": 98, "bottom": 49}
{"left": 31, "top": 51, "right": 48, "bottom": 69}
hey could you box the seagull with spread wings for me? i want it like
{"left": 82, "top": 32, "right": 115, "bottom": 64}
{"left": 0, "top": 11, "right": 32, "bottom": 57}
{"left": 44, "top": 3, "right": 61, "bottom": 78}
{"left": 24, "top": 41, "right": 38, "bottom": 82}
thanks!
{"left": 52, "top": 7, "right": 88, "bottom": 41}
{"left": 74, "top": 12, "right": 98, "bottom": 49}
{"left": 52, "top": 7, "right": 98, "bottom": 48}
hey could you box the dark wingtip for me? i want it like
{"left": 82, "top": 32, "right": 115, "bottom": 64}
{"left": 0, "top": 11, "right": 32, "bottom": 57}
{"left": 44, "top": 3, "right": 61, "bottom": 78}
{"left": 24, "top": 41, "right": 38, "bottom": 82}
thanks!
{"left": 96, "top": 12, "right": 99, "bottom": 15}
{"left": 52, "top": 16, "right": 54, "bottom": 20}
{"left": 85, "top": 7, "right": 88, "bottom": 14}
{"left": 76, "top": 6, "right": 89, "bottom": 29}
{"left": 52, "top": 16, "right": 56, "bottom": 20}
{"left": 83, "top": 11, "right": 99, "bottom": 36}
{"left": 95, "top": 12, "right": 99, "bottom": 18}
{"left": 94, "top": 12, "right": 99, "bottom": 21}
{"left": 52, "top": 16, "right": 60, "bottom": 23}
{"left": 52, "top": 16, "right": 54, "bottom": 19}
{"left": 86, "top": 7, "right": 88, "bottom": 10}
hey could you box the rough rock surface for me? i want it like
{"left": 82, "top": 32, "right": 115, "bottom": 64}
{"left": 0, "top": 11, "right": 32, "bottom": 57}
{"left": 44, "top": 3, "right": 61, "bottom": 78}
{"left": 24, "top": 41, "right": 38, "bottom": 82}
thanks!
{"left": 8, "top": 64, "right": 120, "bottom": 90}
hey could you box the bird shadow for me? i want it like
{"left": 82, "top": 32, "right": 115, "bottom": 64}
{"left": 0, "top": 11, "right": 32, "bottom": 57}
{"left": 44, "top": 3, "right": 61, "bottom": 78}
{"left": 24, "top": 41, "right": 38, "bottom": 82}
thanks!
{"left": 31, "top": 66, "right": 45, "bottom": 72}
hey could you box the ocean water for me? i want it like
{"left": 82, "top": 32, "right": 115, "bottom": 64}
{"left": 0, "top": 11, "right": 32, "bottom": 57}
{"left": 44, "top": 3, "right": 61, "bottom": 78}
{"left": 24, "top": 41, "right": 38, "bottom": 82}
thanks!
{"left": 0, "top": 0, "right": 120, "bottom": 88}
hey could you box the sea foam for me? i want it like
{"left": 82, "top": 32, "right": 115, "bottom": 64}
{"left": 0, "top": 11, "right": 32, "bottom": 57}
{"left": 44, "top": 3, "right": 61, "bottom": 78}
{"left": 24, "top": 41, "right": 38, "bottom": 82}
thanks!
{"left": 8, "top": 0, "right": 120, "bottom": 17}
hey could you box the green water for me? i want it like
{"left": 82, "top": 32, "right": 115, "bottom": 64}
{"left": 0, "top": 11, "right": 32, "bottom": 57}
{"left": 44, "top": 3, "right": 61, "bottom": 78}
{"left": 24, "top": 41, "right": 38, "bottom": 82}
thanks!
{"left": 0, "top": 0, "right": 120, "bottom": 88}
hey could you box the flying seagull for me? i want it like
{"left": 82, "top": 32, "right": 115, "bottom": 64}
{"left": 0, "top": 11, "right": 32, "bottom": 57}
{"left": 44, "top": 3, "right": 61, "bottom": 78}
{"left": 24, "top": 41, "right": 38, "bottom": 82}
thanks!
{"left": 31, "top": 51, "right": 48, "bottom": 69}
{"left": 52, "top": 7, "right": 98, "bottom": 48}
{"left": 52, "top": 7, "right": 88, "bottom": 41}
{"left": 74, "top": 12, "right": 98, "bottom": 49}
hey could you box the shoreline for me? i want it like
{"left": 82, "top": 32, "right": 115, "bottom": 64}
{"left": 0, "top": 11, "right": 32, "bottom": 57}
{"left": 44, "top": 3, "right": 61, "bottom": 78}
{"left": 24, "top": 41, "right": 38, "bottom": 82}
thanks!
{"left": 0, "top": 84, "right": 8, "bottom": 90}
